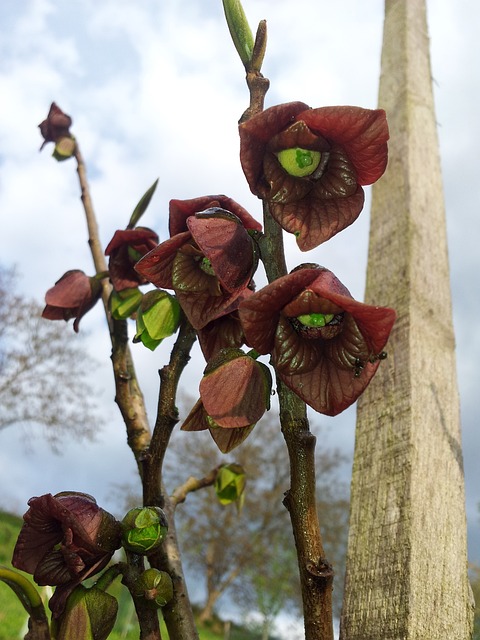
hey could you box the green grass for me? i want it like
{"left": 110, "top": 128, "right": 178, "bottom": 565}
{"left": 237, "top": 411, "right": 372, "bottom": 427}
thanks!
{"left": 0, "top": 511, "right": 266, "bottom": 640}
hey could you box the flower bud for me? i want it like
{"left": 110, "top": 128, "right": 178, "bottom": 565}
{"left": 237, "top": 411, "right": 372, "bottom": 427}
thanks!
{"left": 133, "top": 290, "right": 180, "bottom": 351}
{"left": 133, "top": 568, "right": 173, "bottom": 608}
{"left": 51, "top": 584, "right": 118, "bottom": 640}
{"left": 215, "top": 463, "right": 246, "bottom": 507}
{"left": 110, "top": 287, "right": 143, "bottom": 320}
{"left": 121, "top": 507, "right": 168, "bottom": 555}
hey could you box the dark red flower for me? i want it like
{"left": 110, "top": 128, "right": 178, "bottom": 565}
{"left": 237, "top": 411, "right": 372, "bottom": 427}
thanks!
{"left": 12, "top": 492, "right": 121, "bottom": 617}
{"left": 39, "top": 102, "right": 73, "bottom": 151}
{"left": 239, "top": 266, "right": 396, "bottom": 416}
{"left": 181, "top": 349, "right": 271, "bottom": 452}
{"left": 239, "top": 102, "right": 389, "bottom": 250}
{"left": 42, "top": 270, "right": 102, "bottom": 332}
{"left": 105, "top": 227, "right": 159, "bottom": 291}
{"left": 169, "top": 195, "right": 261, "bottom": 237}
{"left": 135, "top": 201, "right": 261, "bottom": 330}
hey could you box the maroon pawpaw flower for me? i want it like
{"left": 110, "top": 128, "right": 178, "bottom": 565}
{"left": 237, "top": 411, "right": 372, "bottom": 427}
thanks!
{"left": 42, "top": 270, "right": 102, "bottom": 332}
{"left": 169, "top": 195, "right": 261, "bottom": 237}
{"left": 105, "top": 227, "right": 159, "bottom": 291}
{"left": 239, "top": 102, "right": 389, "bottom": 250}
{"left": 238, "top": 265, "right": 396, "bottom": 416}
{"left": 39, "top": 102, "right": 73, "bottom": 151}
{"left": 135, "top": 202, "right": 261, "bottom": 330}
{"left": 182, "top": 348, "right": 271, "bottom": 452}
{"left": 12, "top": 492, "right": 122, "bottom": 617}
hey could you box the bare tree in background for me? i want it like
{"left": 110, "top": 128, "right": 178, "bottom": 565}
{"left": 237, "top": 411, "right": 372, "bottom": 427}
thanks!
{"left": 0, "top": 265, "right": 103, "bottom": 449}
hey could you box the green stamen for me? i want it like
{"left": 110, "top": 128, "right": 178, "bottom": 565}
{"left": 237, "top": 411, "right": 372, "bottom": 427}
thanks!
{"left": 276, "top": 147, "right": 321, "bottom": 177}
{"left": 200, "top": 257, "right": 216, "bottom": 276}
{"left": 297, "top": 313, "right": 335, "bottom": 328}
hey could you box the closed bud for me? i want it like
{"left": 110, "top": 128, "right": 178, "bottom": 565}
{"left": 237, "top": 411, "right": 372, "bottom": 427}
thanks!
{"left": 215, "top": 463, "right": 246, "bottom": 508}
{"left": 133, "top": 568, "right": 173, "bottom": 608}
{"left": 51, "top": 584, "right": 118, "bottom": 640}
{"left": 133, "top": 290, "right": 181, "bottom": 351}
{"left": 121, "top": 507, "right": 168, "bottom": 555}
{"left": 110, "top": 287, "right": 143, "bottom": 320}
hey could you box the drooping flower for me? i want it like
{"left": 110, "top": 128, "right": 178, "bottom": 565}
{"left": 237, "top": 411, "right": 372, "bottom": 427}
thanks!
{"left": 42, "top": 270, "right": 103, "bottom": 332}
{"left": 239, "top": 265, "right": 396, "bottom": 416}
{"left": 12, "top": 492, "right": 122, "bottom": 617}
{"left": 239, "top": 102, "right": 389, "bottom": 250}
{"left": 39, "top": 103, "right": 73, "bottom": 149}
{"left": 105, "top": 227, "right": 159, "bottom": 291}
{"left": 135, "top": 199, "right": 261, "bottom": 330}
{"left": 182, "top": 348, "right": 272, "bottom": 452}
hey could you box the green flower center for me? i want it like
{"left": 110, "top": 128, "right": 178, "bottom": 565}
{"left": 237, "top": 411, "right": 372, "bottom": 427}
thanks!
{"left": 200, "top": 257, "right": 216, "bottom": 276}
{"left": 296, "top": 313, "right": 335, "bottom": 327}
{"left": 276, "top": 147, "right": 322, "bottom": 177}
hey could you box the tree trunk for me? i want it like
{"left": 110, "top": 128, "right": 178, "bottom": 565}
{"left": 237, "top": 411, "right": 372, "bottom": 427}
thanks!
{"left": 340, "top": 1, "right": 474, "bottom": 638}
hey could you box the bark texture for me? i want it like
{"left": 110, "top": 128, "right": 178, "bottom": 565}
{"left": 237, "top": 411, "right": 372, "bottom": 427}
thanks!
{"left": 340, "top": 1, "right": 474, "bottom": 638}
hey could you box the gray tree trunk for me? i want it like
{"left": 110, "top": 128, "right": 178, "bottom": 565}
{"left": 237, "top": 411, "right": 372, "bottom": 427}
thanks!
{"left": 340, "top": 1, "right": 474, "bottom": 638}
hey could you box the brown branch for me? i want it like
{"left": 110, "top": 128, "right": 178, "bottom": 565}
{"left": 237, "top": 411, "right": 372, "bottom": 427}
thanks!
{"left": 74, "top": 144, "right": 152, "bottom": 470}
{"left": 120, "top": 555, "right": 162, "bottom": 640}
{"left": 240, "top": 71, "right": 334, "bottom": 633}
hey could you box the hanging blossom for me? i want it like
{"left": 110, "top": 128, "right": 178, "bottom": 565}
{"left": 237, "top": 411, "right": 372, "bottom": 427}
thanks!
{"left": 135, "top": 196, "right": 261, "bottom": 330}
{"left": 239, "top": 265, "right": 396, "bottom": 416}
{"left": 38, "top": 102, "right": 73, "bottom": 150}
{"left": 182, "top": 348, "right": 272, "bottom": 453}
{"left": 105, "top": 227, "right": 159, "bottom": 291}
{"left": 12, "top": 492, "right": 121, "bottom": 617}
{"left": 239, "top": 101, "right": 389, "bottom": 250}
{"left": 42, "top": 270, "right": 102, "bottom": 332}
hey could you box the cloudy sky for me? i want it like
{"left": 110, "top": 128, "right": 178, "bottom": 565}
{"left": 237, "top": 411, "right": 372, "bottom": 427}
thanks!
{"left": 1, "top": 0, "right": 479, "bottom": 618}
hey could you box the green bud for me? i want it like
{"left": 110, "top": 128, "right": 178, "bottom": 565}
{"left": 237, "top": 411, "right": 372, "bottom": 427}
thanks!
{"left": 110, "top": 287, "right": 143, "bottom": 320}
{"left": 51, "top": 585, "right": 118, "bottom": 640}
{"left": 122, "top": 507, "right": 168, "bottom": 555}
{"left": 222, "top": 0, "right": 255, "bottom": 69}
{"left": 52, "top": 136, "right": 76, "bottom": 161}
{"left": 215, "top": 463, "right": 246, "bottom": 508}
{"left": 297, "top": 313, "right": 334, "bottom": 328}
{"left": 134, "top": 290, "right": 181, "bottom": 351}
{"left": 276, "top": 147, "right": 321, "bottom": 177}
{"left": 133, "top": 568, "right": 173, "bottom": 608}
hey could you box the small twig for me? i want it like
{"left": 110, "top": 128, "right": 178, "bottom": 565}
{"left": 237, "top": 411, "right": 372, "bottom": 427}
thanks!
{"left": 171, "top": 467, "right": 221, "bottom": 507}
{"left": 74, "top": 144, "right": 152, "bottom": 470}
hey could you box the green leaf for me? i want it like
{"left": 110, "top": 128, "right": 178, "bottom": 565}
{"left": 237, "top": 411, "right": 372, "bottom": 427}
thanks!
{"left": 127, "top": 178, "right": 159, "bottom": 229}
{"left": 222, "top": 0, "right": 254, "bottom": 69}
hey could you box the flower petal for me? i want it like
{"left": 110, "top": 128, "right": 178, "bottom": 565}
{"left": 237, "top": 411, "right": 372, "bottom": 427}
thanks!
{"left": 135, "top": 231, "right": 191, "bottom": 289}
{"left": 200, "top": 356, "right": 267, "bottom": 428}
{"left": 299, "top": 106, "right": 389, "bottom": 185}
{"left": 188, "top": 212, "right": 255, "bottom": 293}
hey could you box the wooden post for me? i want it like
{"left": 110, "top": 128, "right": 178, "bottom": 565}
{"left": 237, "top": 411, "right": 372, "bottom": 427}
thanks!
{"left": 340, "top": 1, "right": 474, "bottom": 638}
